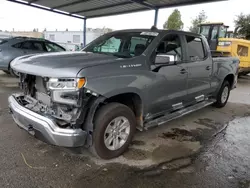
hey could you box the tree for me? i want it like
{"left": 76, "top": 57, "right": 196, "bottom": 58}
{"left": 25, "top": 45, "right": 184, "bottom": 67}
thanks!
{"left": 163, "top": 9, "right": 184, "bottom": 30}
{"left": 189, "top": 10, "right": 207, "bottom": 33}
{"left": 234, "top": 13, "right": 250, "bottom": 39}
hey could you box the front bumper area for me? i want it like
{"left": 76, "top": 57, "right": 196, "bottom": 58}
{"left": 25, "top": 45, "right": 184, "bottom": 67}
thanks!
{"left": 8, "top": 95, "right": 87, "bottom": 147}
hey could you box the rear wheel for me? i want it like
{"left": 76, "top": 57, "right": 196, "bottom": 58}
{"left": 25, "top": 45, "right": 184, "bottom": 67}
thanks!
{"left": 214, "top": 80, "right": 230, "bottom": 108}
{"left": 90, "top": 103, "right": 136, "bottom": 159}
{"left": 243, "top": 72, "right": 250, "bottom": 76}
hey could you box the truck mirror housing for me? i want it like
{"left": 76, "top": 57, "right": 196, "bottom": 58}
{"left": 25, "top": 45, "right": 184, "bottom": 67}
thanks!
{"left": 155, "top": 54, "right": 170, "bottom": 64}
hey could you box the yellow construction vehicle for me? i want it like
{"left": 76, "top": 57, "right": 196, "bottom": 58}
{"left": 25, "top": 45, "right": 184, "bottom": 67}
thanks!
{"left": 198, "top": 22, "right": 250, "bottom": 75}
{"left": 226, "top": 31, "right": 234, "bottom": 38}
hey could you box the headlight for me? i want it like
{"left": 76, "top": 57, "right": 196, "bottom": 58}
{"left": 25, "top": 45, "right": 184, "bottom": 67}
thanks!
{"left": 47, "top": 78, "right": 86, "bottom": 90}
{"left": 218, "top": 41, "right": 231, "bottom": 46}
{"left": 47, "top": 78, "right": 86, "bottom": 106}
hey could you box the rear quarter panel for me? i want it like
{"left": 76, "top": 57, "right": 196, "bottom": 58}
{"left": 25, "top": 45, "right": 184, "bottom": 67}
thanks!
{"left": 0, "top": 42, "right": 24, "bottom": 70}
{"left": 211, "top": 57, "right": 239, "bottom": 94}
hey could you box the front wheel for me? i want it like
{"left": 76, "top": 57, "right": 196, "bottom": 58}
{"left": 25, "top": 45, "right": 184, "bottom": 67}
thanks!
{"left": 90, "top": 103, "right": 136, "bottom": 159}
{"left": 214, "top": 80, "right": 230, "bottom": 108}
{"left": 3, "top": 70, "right": 10, "bottom": 74}
{"left": 10, "top": 68, "right": 20, "bottom": 77}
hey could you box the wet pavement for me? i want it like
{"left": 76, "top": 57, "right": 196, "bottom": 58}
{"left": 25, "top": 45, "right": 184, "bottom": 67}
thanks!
{"left": 0, "top": 71, "right": 250, "bottom": 188}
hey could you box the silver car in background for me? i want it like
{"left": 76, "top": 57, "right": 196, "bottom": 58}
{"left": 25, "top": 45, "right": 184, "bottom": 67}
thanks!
{"left": 0, "top": 37, "right": 66, "bottom": 76}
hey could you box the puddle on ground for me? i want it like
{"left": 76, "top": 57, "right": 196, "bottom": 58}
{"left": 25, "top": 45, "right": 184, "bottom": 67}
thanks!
{"left": 151, "top": 141, "right": 201, "bottom": 163}
{"left": 131, "top": 140, "right": 146, "bottom": 146}
{"left": 160, "top": 158, "right": 192, "bottom": 171}
{"left": 177, "top": 165, "right": 195, "bottom": 173}
{"left": 123, "top": 148, "right": 150, "bottom": 160}
{"left": 160, "top": 128, "right": 195, "bottom": 142}
{"left": 239, "top": 180, "right": 250, "bottom": 188}
{"left": 194, "top": 116, "right": 250, "bottom": 186}
{"left": 194, "top": 118, "right": 218, "bottom": 129}
{"left": 90, "top": 139, "right": 202, "bottom": 168}
{"left": 74, "top": 116, "right": 250, "bottom": 188}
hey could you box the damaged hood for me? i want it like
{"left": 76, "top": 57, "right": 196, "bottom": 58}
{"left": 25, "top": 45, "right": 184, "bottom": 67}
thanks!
{"left": 11, "top": 51, "right": 118, "bottom": 77}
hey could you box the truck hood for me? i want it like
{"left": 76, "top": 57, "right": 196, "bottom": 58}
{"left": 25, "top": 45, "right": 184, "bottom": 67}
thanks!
{"left": 11, "top": 51, "right": 118, "bottom": 77}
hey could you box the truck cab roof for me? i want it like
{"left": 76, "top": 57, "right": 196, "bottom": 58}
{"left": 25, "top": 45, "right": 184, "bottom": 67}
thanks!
{"left": 107, "top": 29, "right": 203, "bottom": 38}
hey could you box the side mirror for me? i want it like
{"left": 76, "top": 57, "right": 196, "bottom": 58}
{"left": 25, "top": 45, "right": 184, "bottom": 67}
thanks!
{"left": 155, "top": 54, "right": 170, "bottom": 64}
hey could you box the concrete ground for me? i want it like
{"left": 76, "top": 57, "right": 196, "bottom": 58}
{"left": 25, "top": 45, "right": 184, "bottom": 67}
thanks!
{"left": 0, "top": 71, "right": 250, "bottom": 188}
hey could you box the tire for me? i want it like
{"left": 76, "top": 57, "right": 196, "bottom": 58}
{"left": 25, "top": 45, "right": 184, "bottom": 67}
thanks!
{"left": 10, "top": 68, "right": 20, "bottom": 77}
{"left": 243, "top": 72, "right": 250, "bottom": 76}
{"left": 90, "top": 103, "right": 136, "bottom": 159}
{"left": 3, "top": 70, "right": 10, "bottom": 74}
{"left": 214, "top": 80, "right": 230, "bottom": 108}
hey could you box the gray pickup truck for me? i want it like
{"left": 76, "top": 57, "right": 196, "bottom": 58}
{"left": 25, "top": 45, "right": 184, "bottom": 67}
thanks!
{"left": 8, "top": 29, "right": 239, "bottom": 159}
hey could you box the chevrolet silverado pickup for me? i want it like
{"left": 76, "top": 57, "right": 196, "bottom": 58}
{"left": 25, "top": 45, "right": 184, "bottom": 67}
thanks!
{"left": 8, "top": 29, "right": 239, "bottom": 159}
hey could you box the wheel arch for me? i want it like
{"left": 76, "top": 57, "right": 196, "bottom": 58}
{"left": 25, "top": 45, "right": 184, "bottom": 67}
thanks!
{"left": 103, "top": 92, "right": 143, "bottom": 130}
{"left": 223, "top": 73, "right": 235, "bottom": 89}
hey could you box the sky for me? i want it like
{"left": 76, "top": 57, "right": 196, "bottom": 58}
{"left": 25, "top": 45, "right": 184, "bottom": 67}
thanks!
{"left": 0, "top": 0, "right": 249, "bottom": 32}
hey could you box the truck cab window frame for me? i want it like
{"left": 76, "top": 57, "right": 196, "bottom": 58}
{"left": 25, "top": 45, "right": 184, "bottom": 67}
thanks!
{"left": 185, "top": 35, "right": 207, "bottom": 62}
{"left": 150, "top": 34, "right": 184, "bottom": 65}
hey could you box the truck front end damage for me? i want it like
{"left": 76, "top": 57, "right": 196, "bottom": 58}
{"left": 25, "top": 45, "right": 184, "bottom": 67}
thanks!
{"left": 9, "top": 73, "right": 103, "bottom": 147}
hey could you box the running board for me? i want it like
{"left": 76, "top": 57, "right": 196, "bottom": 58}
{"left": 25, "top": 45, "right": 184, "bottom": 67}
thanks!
{"left": 144, "top": 99, "right": 216, "bottom": 130}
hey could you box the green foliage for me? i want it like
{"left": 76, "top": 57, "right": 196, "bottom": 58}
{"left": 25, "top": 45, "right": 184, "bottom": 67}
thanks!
{"left": 163, "top": 9, "right": 184, "bottom": 30}
{"left": 234, "top": 13, "right": 250, "bottom": 38}
{"left": 189, "top": 10, "right": 207, "bottom": 33}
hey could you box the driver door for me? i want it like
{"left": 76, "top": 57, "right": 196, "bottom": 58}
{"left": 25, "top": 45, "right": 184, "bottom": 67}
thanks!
{"left": 146, "top": 34, "right": 188, "bottom": 116}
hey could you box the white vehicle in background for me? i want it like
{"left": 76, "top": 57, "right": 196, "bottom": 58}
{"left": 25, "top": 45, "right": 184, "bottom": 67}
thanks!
{"left": 55, "top": 42, "right": 82, "bottom": 51}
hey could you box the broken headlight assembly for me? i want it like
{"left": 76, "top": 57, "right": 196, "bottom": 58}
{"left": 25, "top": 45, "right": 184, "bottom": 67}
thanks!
{"left": 47, "top": 78, "right": 86, "bottom": 106}
{"left": 47, "top": 78, "right": 86, "bottom": 90}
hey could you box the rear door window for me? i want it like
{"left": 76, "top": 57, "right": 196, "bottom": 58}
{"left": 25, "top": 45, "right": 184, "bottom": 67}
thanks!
{"left": 21, "top": 41, "right": 33, "bottom": 50}
{"left": 45, "top": 42, "right": 65, "bottom": 52}
{"left": 33, "top": 41, "right": 45, "bottom": 51}
{"left": 185, "top": 36, "right": 205, "bottom": 61}
{"left": 12, "top": 42, "right": 22, "bottom": 48}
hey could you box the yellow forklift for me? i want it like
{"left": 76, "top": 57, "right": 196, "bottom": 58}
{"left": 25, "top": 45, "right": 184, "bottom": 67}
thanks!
{"left": 198, "top": 22, "right": 250, "bottom": 76}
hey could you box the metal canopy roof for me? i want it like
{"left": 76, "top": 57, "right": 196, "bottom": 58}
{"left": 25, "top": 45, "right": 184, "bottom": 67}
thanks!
{"left": 8, "top": 0, "right": 225, "bottom": 19}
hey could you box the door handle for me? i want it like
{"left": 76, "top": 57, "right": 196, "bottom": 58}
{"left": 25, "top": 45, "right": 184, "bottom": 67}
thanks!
{"left": 180, "top": 68, "right": 187, "bottom": 74}
{"left": 206, "top": 66, "right": 211, "bottom": 70}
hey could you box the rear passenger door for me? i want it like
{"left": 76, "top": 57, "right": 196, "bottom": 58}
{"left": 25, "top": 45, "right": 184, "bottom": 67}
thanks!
{"left": 184, "top": 35, "right": 212, "bottom": 102}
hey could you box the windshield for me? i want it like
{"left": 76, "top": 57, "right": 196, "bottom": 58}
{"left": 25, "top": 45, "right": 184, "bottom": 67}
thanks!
{"left": 83, "top": 32, "right": 157, "bottom": 58}
{"left": 199, "top": 26, "right": 210, "bottom": 38}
